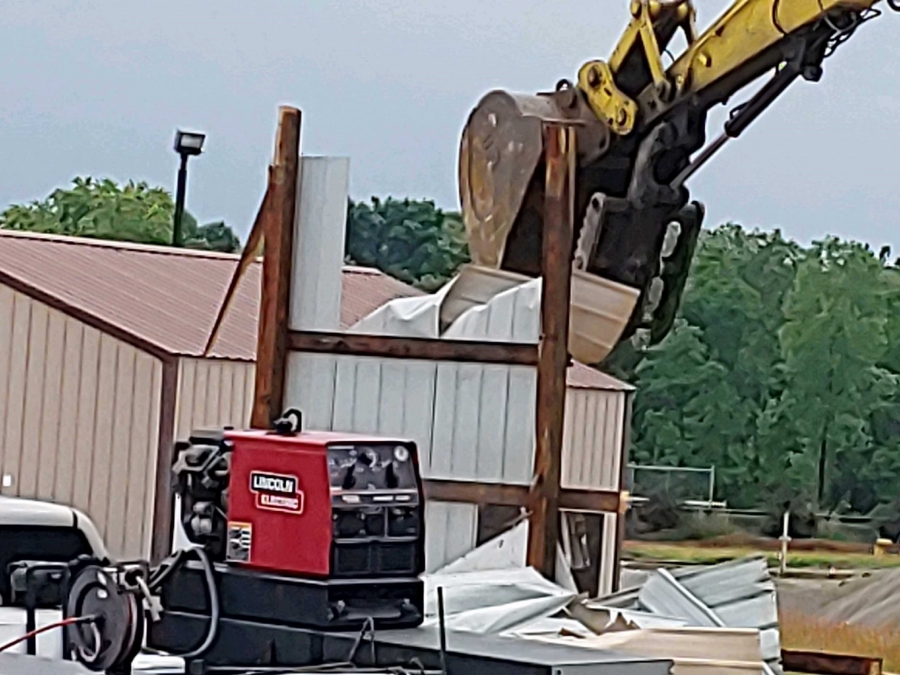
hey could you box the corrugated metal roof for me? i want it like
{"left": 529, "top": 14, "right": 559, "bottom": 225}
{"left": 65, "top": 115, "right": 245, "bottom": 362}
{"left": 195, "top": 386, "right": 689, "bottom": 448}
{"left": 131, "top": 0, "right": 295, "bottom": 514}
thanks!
{"left": 0, "top": 231, "right": 423, "bottom": 360}
{"left": 567, "top": 362, "right": 633, "bottom": 392}
{"left": 0, "top": 230, "right": 630, "bottom": 390}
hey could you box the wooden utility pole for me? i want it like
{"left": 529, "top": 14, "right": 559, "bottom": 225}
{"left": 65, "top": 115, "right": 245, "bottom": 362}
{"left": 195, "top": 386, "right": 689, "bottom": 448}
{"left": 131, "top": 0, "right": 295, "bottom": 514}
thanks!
{"left": 527, "top": 124, "right": 577, "bottom": 579}
{"left": 251, "top": 106, "right": 302, "bottom": 428}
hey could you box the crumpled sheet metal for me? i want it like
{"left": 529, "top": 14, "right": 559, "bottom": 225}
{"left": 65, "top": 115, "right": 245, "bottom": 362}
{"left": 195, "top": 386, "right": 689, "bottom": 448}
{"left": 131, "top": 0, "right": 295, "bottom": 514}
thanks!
{"left": 434, "top": 520, "right": 578, "bottom": 591}
{"left": 594, "top": 556, "right": 782, "bottom": 675}
{"left": 527, "top": 626, "right": 768, "bottom": 675}
{"left": 421, "top": 566, "right": 578, "bottom": 635}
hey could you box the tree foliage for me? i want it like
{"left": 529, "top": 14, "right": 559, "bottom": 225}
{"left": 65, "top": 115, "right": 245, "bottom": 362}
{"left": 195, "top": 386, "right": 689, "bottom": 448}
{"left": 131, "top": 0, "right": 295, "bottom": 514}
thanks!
{"left": 0, "top": 177, "right": 240, "bottom": 252}
{"left": 629, "top": 225, "right": 900, "bottom": 516}
{"left": 345, "top": 197, "right": 470, "bottom": 291}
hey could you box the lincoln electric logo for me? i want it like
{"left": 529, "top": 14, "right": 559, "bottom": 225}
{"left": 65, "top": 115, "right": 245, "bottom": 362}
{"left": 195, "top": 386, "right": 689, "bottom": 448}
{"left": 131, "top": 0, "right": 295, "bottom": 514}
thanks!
{"left": 250, "top": 471, "right": 304, "bottom": 514}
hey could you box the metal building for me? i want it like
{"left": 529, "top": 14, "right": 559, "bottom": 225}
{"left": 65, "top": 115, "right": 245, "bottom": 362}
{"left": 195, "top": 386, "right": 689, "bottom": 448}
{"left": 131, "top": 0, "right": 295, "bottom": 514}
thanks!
{"left": 0, "top": 230, "right": 633, "bottom": 588}
{"left": 0, "top": 230, "right": 421, "bottom": 560}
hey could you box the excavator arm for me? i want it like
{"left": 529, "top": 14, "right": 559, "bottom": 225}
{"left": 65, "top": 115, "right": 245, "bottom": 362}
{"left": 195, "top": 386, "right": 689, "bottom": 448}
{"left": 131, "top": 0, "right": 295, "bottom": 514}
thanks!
{"left": 459, "top": 0, "right": 897, "bottom": 364}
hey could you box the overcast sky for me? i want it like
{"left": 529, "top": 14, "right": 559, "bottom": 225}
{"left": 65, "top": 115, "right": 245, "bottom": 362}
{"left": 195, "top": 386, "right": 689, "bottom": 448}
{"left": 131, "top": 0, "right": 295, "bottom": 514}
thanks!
{"left": 3, "top": 1, "right": 899, "bottom": 253}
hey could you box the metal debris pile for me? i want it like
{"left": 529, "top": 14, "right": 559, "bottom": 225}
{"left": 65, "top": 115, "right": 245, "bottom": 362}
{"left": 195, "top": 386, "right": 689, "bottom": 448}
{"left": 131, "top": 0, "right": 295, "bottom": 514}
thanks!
{"left": 424, "top": 529, "right": 781, "bottom": 675}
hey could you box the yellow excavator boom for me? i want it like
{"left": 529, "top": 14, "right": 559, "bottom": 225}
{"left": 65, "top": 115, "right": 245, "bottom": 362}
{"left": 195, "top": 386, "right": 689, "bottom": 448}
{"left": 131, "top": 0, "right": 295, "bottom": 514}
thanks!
{"left": 459, "top": 0, "right": 895, "bottom": 365}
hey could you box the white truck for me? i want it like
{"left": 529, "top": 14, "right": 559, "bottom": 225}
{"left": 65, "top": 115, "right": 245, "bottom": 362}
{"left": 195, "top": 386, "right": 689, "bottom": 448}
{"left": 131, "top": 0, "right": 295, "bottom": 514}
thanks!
{"left": 0, "top": 496, "right": 180, "bottom": 672}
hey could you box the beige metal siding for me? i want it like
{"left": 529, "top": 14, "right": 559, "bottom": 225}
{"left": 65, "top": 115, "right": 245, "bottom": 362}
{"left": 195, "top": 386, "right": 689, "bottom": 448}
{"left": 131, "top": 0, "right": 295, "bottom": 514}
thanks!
{"left": 560, "top": 388, "right": 630, "bottom": 596}
{"left": 560, "top": 389, "right": 627, "bottom": 491}
{"left": 0, "top": 284, "right": 163, "bottom": 559}
{"left": 174, "top": 358, "right": 255, "bottom": 440}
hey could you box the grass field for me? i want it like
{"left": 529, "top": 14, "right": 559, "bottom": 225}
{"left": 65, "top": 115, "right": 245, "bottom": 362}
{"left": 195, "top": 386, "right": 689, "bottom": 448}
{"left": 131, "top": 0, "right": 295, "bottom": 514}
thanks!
{"left": 623, "top": 540, "right": 900, "bottom": 569}
{"left": 780, "top": 611, "right": 900, "bottom": 672}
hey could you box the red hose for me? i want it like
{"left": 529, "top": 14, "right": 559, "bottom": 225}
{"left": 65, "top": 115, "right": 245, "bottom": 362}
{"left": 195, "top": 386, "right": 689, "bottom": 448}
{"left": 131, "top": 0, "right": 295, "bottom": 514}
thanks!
{"left": 0, "top": 616, "right": 91, "bottom": 654}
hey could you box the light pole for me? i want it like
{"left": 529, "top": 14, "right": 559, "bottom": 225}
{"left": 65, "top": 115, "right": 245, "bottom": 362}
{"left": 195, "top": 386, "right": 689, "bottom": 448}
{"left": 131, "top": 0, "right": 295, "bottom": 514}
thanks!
{"left": 172, "top": 130, "right": 206, "bottom": 247}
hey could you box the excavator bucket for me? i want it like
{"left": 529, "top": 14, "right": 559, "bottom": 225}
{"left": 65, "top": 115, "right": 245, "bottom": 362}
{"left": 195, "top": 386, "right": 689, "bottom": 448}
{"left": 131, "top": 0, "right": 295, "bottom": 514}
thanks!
{"left": 457, "top": 88, "right": 645, "bottom": 365}
{"left": 458, "top": 91, "right": 549, "bottom": 270}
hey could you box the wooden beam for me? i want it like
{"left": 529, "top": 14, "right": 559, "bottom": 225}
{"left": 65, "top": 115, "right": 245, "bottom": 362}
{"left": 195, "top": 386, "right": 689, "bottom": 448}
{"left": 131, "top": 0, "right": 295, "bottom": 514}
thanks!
{"left": 424, "top": 479, "right": 620, "bottom": 514}
{"left": 527, "top": 123, "right": 577, "bottom": 579}
{"left": 559, "top": 488, "right": 620, "bottom": 514}
{"left": 289, "top": 330, "right": 539, "bottom": 366}
{"left": 203, "top": 178, "right": 272, "bottom": 356}
{"left": 252, "top": 107, "right": 301, "bottom": 428}
{"left": 781, "top": 649, "right": 883, "bottom": 675}
{"left": 424, "top": 480, "right": 528, "bottom": 506}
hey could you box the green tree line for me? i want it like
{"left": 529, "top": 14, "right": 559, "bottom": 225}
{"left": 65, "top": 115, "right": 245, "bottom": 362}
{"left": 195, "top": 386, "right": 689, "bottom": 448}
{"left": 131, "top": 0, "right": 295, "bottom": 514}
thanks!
{"left": 628, "top": 226, "right": 900, "bottom": 517}
{"left": 345, "top": 201, "right": 900, "bottom": 518}
{"left": 0, "top": 177, "right": 241, "bottom": 252}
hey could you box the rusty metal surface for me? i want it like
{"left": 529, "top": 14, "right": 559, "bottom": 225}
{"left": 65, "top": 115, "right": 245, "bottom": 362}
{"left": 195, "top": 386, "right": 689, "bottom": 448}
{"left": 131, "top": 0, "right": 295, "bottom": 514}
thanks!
{"left": 458, "top": 88, "right": 609, "bottom": 271}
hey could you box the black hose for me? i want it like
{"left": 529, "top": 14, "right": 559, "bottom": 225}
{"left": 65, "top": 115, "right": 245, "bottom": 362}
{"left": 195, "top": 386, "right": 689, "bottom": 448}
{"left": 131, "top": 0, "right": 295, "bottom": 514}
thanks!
{"left": 149, "top": 546, "right": 219, "bottom": 660}
{"left": 148, "top": 548, "right": 186, "bottom": 589}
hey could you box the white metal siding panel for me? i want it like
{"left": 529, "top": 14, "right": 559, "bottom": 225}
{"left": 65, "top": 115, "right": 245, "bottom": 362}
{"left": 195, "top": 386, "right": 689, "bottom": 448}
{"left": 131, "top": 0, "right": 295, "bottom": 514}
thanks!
{"left": 599, "top": 512, "right": 619, "bottom": 596}
{"left": 286, "top": 352, "right": 440, "bottom": 472}
{"left": 424, "top": 501, "right": 478, "bottom": 572}
{"left": 561, "top": 389, "right": 626, "bottom": 491}
{"left": 20, "top": 302, "right": 49, "bottom": 499}
{"left": 0, "top": 285, "right": 163, "bottom": 559}
{"left": 284, "top": 351, "right": 627, "bottom": 579}
{"left": 287, "top": 353, "right": 627, "bottom": 492}
{"left": 559, "top": 389, "right": 628, "bottom": 596}
{"left": 37, "top": 311, "right": 66, "bottom": 499}
{"left": 173, "top": 358, "right": 256, "bottom": 440}
{"left": 128, "top": 353, "right": 159, "bottom": 558}
{"left": 287, "top": 352, "right": 541, "bottom": 486}
{"left": 2, "top": 291, "right": 30, "bottom": 490}
{"left": 0, "top": 287, "right": 13, "bottom": 485}
{"left": 289, "top": 157, "right": 349, "bottom": 332}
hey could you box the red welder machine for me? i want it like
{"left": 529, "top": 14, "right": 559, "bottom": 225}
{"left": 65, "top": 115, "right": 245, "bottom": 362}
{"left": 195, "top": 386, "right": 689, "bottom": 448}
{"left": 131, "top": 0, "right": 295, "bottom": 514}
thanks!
{"left": 164, "top": 407, "right": 423, "bottom": 599}
{"left": 114, "top": 409, "right": 423, "bottom": 670}
{"left": 56, "top": 410, "right": 428, "bottom": 673}
{"left": 59, "top": 409, "right": 427, "bottom": 673}
{"left": 178, "top": 409, "right": 425, "bottom": 581}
